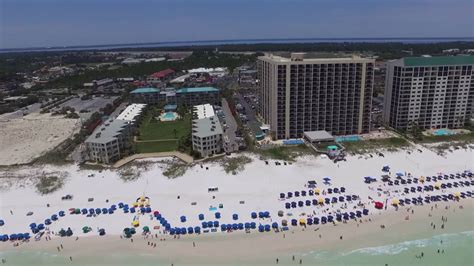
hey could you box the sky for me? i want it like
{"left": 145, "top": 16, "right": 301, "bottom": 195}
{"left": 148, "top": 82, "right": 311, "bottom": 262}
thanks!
{"left": 0, "top": 0, "right": 473, "bottom": 49}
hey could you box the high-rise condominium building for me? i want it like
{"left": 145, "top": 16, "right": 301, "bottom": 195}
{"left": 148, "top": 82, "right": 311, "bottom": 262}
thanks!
{"left": 258, "top": 53, "right": 374, "bottom": 139}
{"left": 384, "top": 56, "right": 474, "bottom": 130}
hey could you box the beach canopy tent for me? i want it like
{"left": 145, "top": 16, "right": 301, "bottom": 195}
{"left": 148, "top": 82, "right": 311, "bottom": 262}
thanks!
{"left": 381, "top": 175, "right": 391, "bottom": 182}
{"left": 323, "top": 177, "right": 332, "bottom": 182}
{"left": 382, "top": 166, "right": 390, "bottom": 172}
{"left": 396, "top": 172, "right": 404, "bottom": 177}
{"left": 374, "top": 202, "right": 384, "bottom": 209}
{"left": 307, "top": 180, "right": 317, "bottom": 188}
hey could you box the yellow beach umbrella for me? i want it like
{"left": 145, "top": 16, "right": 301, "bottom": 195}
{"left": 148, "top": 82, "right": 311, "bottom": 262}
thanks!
{"left": 132, "top": 220, "right": 139, "bottom": 227}
{"left": 454, "top": 192, "right": 461, "bottom": 198}
{"left": 140, "top": 196, "right": 145, "bottom": 201}
{"left": 434, "top": 182, "right": 442, "bottom": 189}
{"left": 314, "top": 188, "right": 321, "bottom": 195}
{"left": 419, "top": 176, "right": 425, "bottom": 183}
{"left": 392, "top": 198, "right": 400, "bottom": 205}
{"left": 318, "top": 197, "right": 324, "bottom": 204}
{"left": 299, "top": 218, "right": 306, "bottom": 225}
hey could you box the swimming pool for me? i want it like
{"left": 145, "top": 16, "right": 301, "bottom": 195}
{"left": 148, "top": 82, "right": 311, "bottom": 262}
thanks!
{"left": 160, "top": 112, "right": 178, "bottom": 122}
{"left": 433, "top": 129, "right": 456, "bottom": 136}
{"left": 335, "top": 135, "right": 361, "bottom": 142}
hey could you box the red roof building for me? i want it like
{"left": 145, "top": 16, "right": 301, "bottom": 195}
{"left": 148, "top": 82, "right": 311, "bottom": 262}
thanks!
{"left": 149, "top": 68, "right": 175, "bottom": 79}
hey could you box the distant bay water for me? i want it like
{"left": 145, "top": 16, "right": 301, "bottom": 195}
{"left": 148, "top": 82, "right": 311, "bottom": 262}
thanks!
{"left": 1, "top": 37, "right": 474, "bottom": 53}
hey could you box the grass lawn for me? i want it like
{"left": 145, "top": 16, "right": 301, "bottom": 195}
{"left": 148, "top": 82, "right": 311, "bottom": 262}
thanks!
{"left": 138, "top": 112, "right": 191, "bottom": 141}
{"left": 135, "top": 140, "right": 179, "bottom": 153}
{"left": 418, "top": 132, "right": 474, "bottom": 144}
{"left": 255, "top": 144, "right": 316, "bottom": 161}
{"left": 134, "top": 108, "right": 191, "bottom": 153}
{"left": 342, "top": 137, "right": 411, "bottom": 153}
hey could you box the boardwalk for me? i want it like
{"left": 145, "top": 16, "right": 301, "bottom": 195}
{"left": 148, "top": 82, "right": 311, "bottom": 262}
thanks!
{"left": 113, "top": 151, "right": 193, "bottom": 168}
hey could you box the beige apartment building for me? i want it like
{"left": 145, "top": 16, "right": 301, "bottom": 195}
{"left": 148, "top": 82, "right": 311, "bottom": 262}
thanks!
{"left": 258, "top": 53, "right": 375, "bottom": 139}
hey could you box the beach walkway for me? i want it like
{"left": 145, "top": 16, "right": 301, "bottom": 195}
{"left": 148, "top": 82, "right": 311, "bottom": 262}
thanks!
{"left": 113, "top": 151, "right": 194, "bottom": 168}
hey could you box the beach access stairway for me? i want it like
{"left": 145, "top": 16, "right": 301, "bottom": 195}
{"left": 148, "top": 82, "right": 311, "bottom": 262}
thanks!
{"left": 113, "top": 151, "right": 193, "bottom": 168}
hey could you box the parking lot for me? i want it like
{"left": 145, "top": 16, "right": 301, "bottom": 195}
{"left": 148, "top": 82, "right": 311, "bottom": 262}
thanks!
{"left": 54, "top": 96, "right": 118, "bottom": 120}
{"left": 235, "top": 92, "right": 263, "bottom": 139}
{"left": 219, "top": 99, "right": 239, "bottom": 153}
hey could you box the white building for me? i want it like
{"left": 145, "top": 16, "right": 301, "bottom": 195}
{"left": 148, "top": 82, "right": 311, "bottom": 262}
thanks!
{"left": 192, "top": 104, "right": 223, "bottom": 157}
{"left": 85, "top": 104, "right": 146, "bottom": 164}
{"left": 384, "top": 56, "right": 474, "bottom": 130}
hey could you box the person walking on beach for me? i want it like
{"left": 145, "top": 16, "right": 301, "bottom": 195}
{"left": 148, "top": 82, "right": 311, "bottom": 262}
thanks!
{"left": 299, "top": 258, "right": 302, "bottom": 264}
{"left": 276, "top": 258, "right": 279, "bottom": 264}
{"left": 292, "top": 255, "right": 295, "bottom": 261}
{"left": 69, "top": 256, "right": 72, "bottom": 261}
{"left": 193, "top": 241, "right": 196, "bottom": 247}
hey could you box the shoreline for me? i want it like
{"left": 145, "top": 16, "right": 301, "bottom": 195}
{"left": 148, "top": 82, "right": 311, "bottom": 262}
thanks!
{"left": 2, "top": 199, "right": 472, "bottom": 265}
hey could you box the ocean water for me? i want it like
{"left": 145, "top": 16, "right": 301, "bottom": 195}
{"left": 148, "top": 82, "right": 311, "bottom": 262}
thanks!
{"left": 302, "top": 231, "right": 474, "bottom": 266}
{"left": 1, "top": 231, "right": 473, "bottom": 266}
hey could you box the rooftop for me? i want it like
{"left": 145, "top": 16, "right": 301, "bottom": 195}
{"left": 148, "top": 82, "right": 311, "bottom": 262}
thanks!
{"left": 403, "top": 55, "right": 474, "bottom": 66}
{"left": 193, "top": 104, "right": 215, "bottom": 119}
{"left": 303, "top": 130, "right": 335, "bottom": 142}
{"left": 176, "top": 87, "right": 219, "bottom": 94}
{"left": 85, "top": 119, "right": 129, "bottom": 144}
{"left": 131, "top": 87, "right": 159, "bottom": 94}
{"left": 149, "top": 68, "right": 175, "bottom": 78}
{"left": 259, "top": 53, "right": 374, "bottom": 64}
{"left": 192, "top": 115, "right": 223, "bottom": 138}
{"left": 116, "top": 104, "right": 146, "bottom": 121}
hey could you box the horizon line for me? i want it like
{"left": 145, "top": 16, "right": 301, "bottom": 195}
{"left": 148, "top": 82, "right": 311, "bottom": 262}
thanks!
{"left": 2, "top": 36, "right": 474, "bottom": 53}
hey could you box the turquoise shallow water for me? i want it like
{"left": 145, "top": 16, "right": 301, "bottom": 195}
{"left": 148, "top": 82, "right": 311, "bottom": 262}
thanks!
{"left": 1, "top": 231, "right": 473, "bottom": 266}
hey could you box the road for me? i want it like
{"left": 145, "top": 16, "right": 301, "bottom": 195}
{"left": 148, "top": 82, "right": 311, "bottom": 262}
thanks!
{"left": 221, "top": 99, "right": 238, "bottom": 153}
{"left": 235, "top": 93, "right": 262, "bottom": 138}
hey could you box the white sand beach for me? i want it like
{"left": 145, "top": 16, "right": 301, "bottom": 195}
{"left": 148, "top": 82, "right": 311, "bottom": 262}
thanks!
{"left": 0, "top": 146, "right": 473, "bottom": 265}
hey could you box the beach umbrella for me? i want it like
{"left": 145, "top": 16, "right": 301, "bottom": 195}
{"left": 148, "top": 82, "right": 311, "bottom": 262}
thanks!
{"left": 29, "top": 223, "right": 36, "bottom": 229}
{"left": 281, "top": 220, "right": 288, "bottom": 226}
{"left": 312, "top": 199, "right": 318, "bottom": 205}
{"left": 202, "top": 222, "right": 207, "bottom": 228}
{"left": 37, "top": 224, "right": 45, "bottom": 230}
{"left": 232, "top": 214, "right": 238, "bottom": 220}
{"left": 301, "top": 190, "right": 307, "bottom": 197}
{"left": 272, "top": 222, "right": 278, "bottom": 229}
{"left": 264, "top": 211, "right": 270, "bottom": 218}
{"left": 251, "top": 212, "right": 257, "bottom": 219}
{"left": 278, "top": 210, "right": 284, "bottom": 217}
{"left": 95, "top": 208, "right": 102, "bottom": 214}
{"left": 195, "top": 226, "right": 201, "bottom": 234}
{"left": 374, "top": 202, "right": 383, "bottom": 209}
{"left": 328, "top": 215, "right": 334, "bottom": 222}
{"left": 314, "top": 217, "right": 320, "bottom": 224}
{"left": 132, "top": 220, "right": 139, "bottom": 227}
{"left": 245, "top": 222, "right": 251, "bottom": 229}
{"left": 264, "top": 225, "right": 271, "bottom": 231}
{"left": 307, "top": 218, "right": 313, "bottom": 225}
{"left": 291, "top": 219, "right": 297, "bottom": 226}
{"left": 198, "top": 214, "right": 204, "bottom": 221}
{"left": 145, "top": 207, "right": 152, "bottom": 213}
{"left": 45, "top": 219, "right": 52, "bottom": 225}
{"left": 51, "top": 214, "right": 58, "bottom": 221}
{"left": 130, "top": 207, "right": 135, "bottom": 213}
{"left": 435, "top": 182, "right": 442, "bottom": 189}
{"left": 309, "top": 190, "right": 314, "bottom": 196}
{"left": 339, "top": 196, "right": 345, "bottom": 202}
{"left": 356, "top": 211, "right": 362, "bottom": 217}
{"left": 258, "top": 225, "right": 265, "bottom": 232}
{"left": 314, "top": 188, "right": 321, "bottom": 195}
{"left": 232, "top": 224, "right": 238, "bottom": 230}
{"left": 392, "top": 198, "right": 400, "bottom": 206}
{"left": 66, "top": 228, "right": 73, "bottom": 236}
{"left": 143, "top": 226, "right": 150, "bottom": 233}
{"left": 206, "top": 221, "right": 213, "bottom": 228}
{"left": 363, "top": 209, "right": 369, "bottom": 215}
{"left": 340, "top": 187, "right": 346, "bottom": 193}
{"left": 287, "top": 192, "right": 293, "bottom": 198}
{"left": 294, "top": 191, "right": 300, "bottom": 197}
{"left": 299, "top": 218, "right": 306, "bottom": 225}
{"left": 331, "top": 197, "right": 337, "bottom": 203}
{"left": 305, "top": 200, "right": 311, "bottom": 206}
{"left": 58, "top": 211, "right": 65, "bottom": 217}
{"left": 419, "top": 176, "right": 425, "bottom": 183}
{"left": 180, "top": 216, "right": 186, "bottom": 222}
{"left": 250, "top": 222, "right": 256, "bottom": 229}
{"left": 187, "top": 227, "right": 194, "bottom": 234}
{"left": 321, "top": 216, "right": 328, "bottom": 224}
{"left": 291, "top": 202, "right": 297, "bottom": 208}
{"left": 285, "top": 203, "right": 291, "bottom": 209}
{"left": 298, "top": 201, "right": 304, "bottom": 207}
{"left": 280, "top": 193, "right": 285, "bottom": 199}
{"left": 336, "top": 214, "right": 342, "bottom": 221}
{"left": 180, "top": 228, "right": 187, "bottom": 235}
{"left": 238, "top": 223, "right": 244, "bottom": 230}
{"left": 328, "top": 188, "right": 333, "bottom": 194}
{"left": 318, "top": 197, "right": 324, "bottom": 204}
{"left": 82, "top": 226, "right": 91, "bottom": 233}
{"left": 325, "top": 198, "right": 330, "bottom": 204}
{"left": 258, "top": 212, "right": 264, "bottom": 218}
{"left": 215, "top": 212, "right": 221, "bottom": 219}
